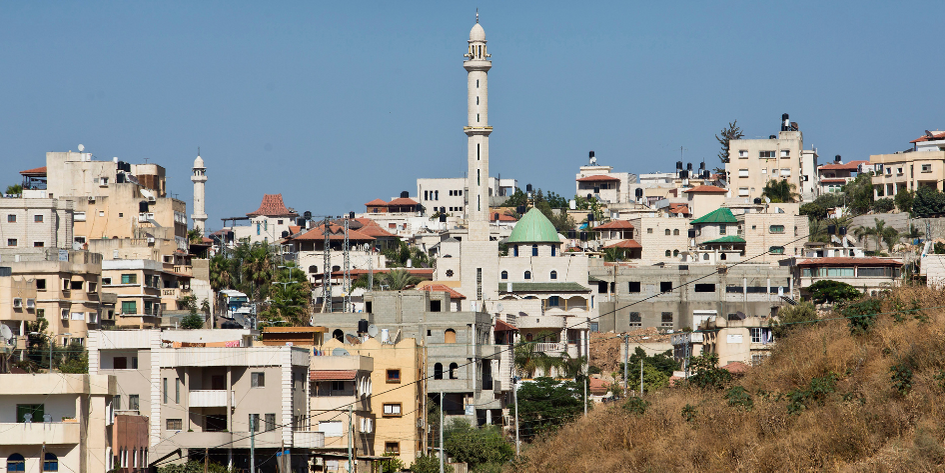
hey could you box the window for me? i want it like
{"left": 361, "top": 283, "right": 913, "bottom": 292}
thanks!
{"left": 513, "top": 245, "right": 518, "bottom": 256}
{"left": 750, "top": 328, "right": 763, "bottom": 343}
{"left": 7, "top": 239, "right": 17, "bottom": 247}
{"left": 383, "top": 403, "right": 402, "bottom": 417}
{"left": 265, "top": 413, "right": 276, "bottom": 431}
{"left": 37, "top": 309, "right": 45, "bottom": 318}
{"left": 120, "top": 274, "right": 137, "bottom": 284}
{"left": 719, "top": 224, "right": 726, "bottom": 235}
{"left": 430, "top": 300, "right": 442, "bottom": 312}
{"left": 551, "top": 246, "right": 557, "bottom": 256}
{"left": 70, "top": 280, "right": 83, "bottom": 290}
{"left": 113, "top": 395, "right": 121, "bottom": 411}
{"left": 524, "top": 271, "right": 531, "bottom": 280}
{"left": 121, "top": 301, "right": 136, "bottom": 314}
{"left": 550, "top": 270, "right": 558, "bottom": 280}
{"left": 114, "top": 357, "right": 128, "bottom": 370}
{"left": 444, "top": 329, "right": 456, "bottom": 344}
{"left": 36, "top": 279, "right": 46, "bottom": 290}
{"left": 769, "top": 225, "right": 785, "bottom": 234}
{"left": 501, "top": 270, "right": 508, "bottom": 280}
{"left": 738, "top": 150, "right": 748, "bottom": 158}
{"left": 781, "top": 168, "right": 791, "bottom": 177}
{"left": 7, "top": 454, "right": 25, "bottom": 472}
{"left": 251, "top": 372, "right": 265, "bottom": 387}
{"left": 769, "top": 246, "right": 785, "bottom": 255}
{"left": 759, "top": 151, "right": 776, "bottom": 158}
{"left": 629, "top": 312, "right": 641, "bottom": 327}
{"left": 738, "top": 187, "right": 749, "bottom": 196}
{"left": 387, "top": 369, "right": 401, "bottom": 383}
{"left": 34, "top": 214, "right": 44, "bottom": 223}
{"left": 660, "top": 282, "right": 673, "bottom": 292}
{"left": 922, "top": 164, "right": 932, "bottom": 173}
{"left": 531, "top": 244, "right": 538, "bottom": 256}
{"left": 175, "top": 377, "right": 179, "bottom": 403}
{"left": 6, "top": 215, "right": 15, "bottom": 223}
{"left": 88, "top": 282, "right": 97, "bottom": 292}
{"left": 780, "top": 150, "right": 790, "bottom": 157}
{"left": 449, "top": 362, "right": 459, "bottom": 379}
{"left": 661, "top": 312, "right": 673, "bottom": 328}
{"left": 331, "top": 381, "right": 345, "bottom": 392}
{"left": 249, "top": 414, "right": 260, "bottom": 432}
{"left": 385, "top": 442, "right": 400, "bottom": 455}
{"left": 32, "top": 241, "right": 44, "bottom": 248}
{"left": 434, "top": 363, "right": 443, "bottom": 380}
{"left": 738, "top": 169, "right": 749, "bottom": 177}
{"left": 665, "top": 250, "right": 671, "bottom": 257}
{"left": 628, "top": 281, "right": 641, "bottom": 293}
{"left": 43, "top": 453, "right": 58, "bottom": 472}
{"left": 166, "top": 419, "right": 182, "bottom": 430}
{"left": 128, "top": 395, "right": 139, "bottom": 411}
{"left": 665, "top": 229, "right": 671, "bottom": 236}
{"left": 445, "top": 269, "right": 454, "bottom": 277}
{"left": 694, "top": 283, "right": 715, "bottom": 292}
{"left": 673, "top": 249, "right": 679, "bottom": 257}
{"left": 162, "top": 377, "right": 167, "bottom": 403}
{"left": 74, "top": 211, "right": 85, "bottom": 221}
{"left": 673, "top": 229, "right": 680, "bottom": 236}
{"left": 548, "top": 296, "right": 560, "bottom": 307}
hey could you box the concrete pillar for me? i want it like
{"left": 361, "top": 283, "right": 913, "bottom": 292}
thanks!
{"left": 226, "top": 367, "right": 232, "bottom": 431}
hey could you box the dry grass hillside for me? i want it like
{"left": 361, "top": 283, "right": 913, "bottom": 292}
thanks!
{"left": 513, "top": 287, "right": 945, "bottom": 472}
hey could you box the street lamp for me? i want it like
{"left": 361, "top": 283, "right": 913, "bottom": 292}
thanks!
{"left": 29, "top": 332, "right": 69, "bottom": 371}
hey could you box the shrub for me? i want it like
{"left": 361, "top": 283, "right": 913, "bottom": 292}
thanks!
{"left": 772, "top": 301, "right": 818, "bottom": 338}
{"left": 622, "top": 397, "right": 649, "bottom": 416}
{"left": 842, "top": 298, "right": 881, "bottom": 335}
{"left": 890, "top": 362, "right": 914, "bottom": 395}
{"left": 872, "top": 197, "right": 895, "bottom": 213}
{"left": 786, "top": 373, "right": 838, "bottom": 415}
{"left": 686, "top": 354, "right": 732, "bottom": 390}
{"left": 808, "top": 280, "right": 861, "bottom": 305}
{"left": 681, "top": 404, "right": 697, "bottom": 422}
{"left": 724, "top": 386, "right": 753, "bottom": 411}
{"left": 410, "top": 455, "right": 452, "bottom": 473}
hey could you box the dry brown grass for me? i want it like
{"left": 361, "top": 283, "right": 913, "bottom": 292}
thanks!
{"left": 512, "top": 286, "right": 945, "bottom": 472}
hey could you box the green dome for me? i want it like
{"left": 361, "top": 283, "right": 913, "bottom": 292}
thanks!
{"left": 508, "top": 208, "right": 560, "bottom": 243}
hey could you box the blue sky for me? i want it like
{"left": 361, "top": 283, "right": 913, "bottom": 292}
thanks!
{"left": 2, "top": 1, "right": 943, "bottom": 231}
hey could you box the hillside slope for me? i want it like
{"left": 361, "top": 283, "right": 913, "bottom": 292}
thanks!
{"left": 513, "top": 286, "right": 945, "bottom": 472}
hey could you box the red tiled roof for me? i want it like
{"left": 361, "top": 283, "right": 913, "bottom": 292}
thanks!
{"left": 796, "top": 257, "right": 903, "bottom": 267}
{"left": 310, "top": 370, "right": 357, "bottom": 381}
{"left": 19, "top": 166, "right": 47, "bottom": 176}
{"left": 291, "top": 223, "right": 376, "bottom": 242}
{"left": 820, "top": 178, "right": 848, "bottom": 184}
{"left": 589, "top": 377, "right": 611, "bottom": 395}
{"left": 356, "top": 224, "right": 399, "bottom": 239}
{"left": 911, "top": 131, "right": 945, "bottom": 143}
{"left": 605, "top": 239, "right": 642, "bottom": 249}
{"left": 668, "top": 203, "right": 690, "bottom": 214}
{"left": 576, "top": 175, "right": 620, "bottom": 182}
{"left": 490, "top": 212, "right": 518, "bottom": 222}
{"left": 365, "top": 199, "right": 388, "bottom": 207}
{"left": 421, "top": 284, "right": 466, "bottom": 300}
{"left": 387, "top": 197, "right": 418, "bottom": 206}
{"left": 288, "top": 225, "right": 302, "bottom": 235}
{"left": 354, "top": 218, "right": 380, "bottom": 227}
{"left": 495, "top": 319, "right": 518, "bottom": 332}
{"left": 312, "top": 268, "right": 434, "bottom": 280}
{"left": 247, "top": 194, "right": 298, "bottom": 218}
{"left": 818, "top": 160, "right": 869, "bottom": 171}
{"left": 682, "top": 185, "right": 727, "bottom": 193}
{"left": 722, "top": 361, "right": 749, "bottom": 375}
{"left": 594, "top": 220, "right": 634, "bottom": 230}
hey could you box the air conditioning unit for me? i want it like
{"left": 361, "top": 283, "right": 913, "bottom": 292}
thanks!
{"left": 26, "top": 299, "right": 35, "bottom": 309}
{"left": 88, "top": 313, "right": 99, "bottom": 324}
{"left": 147, "top": 237, "right": 155, "bottom": 244}
{"left": 12, "top": 298, "right": 22, "bottom": 308}
{"left": 88, "top": 196, "right": 95, "bottom": 202}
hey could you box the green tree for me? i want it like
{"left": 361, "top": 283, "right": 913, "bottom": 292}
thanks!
{"left": 842, "top": 173, "right": 875, "bottom": 215}
{"left": 685, "top": 353, "right": 732, "bottom": 390}
{"left": 715, "top": 120, "right": 744, "bottom": 173}
{"left": 912, "top": 186, "right": 945, "bottom": 217}
{"left": 381, "top": 454, "right": 405, "bottom": 473}
{"left": 854, "top": 218, "right": 899, "bottom": 252}
{"left": 872, "top": 198, "right": 895, "bottom": 213}
{"left": 411, "top": 455, "right": 452, "bottom": 473}
{"left": 622, "top": 347, "right": 678, "bottom": 380}
{"left": 444, "top": 419, "right": 514, "bottom": 471}
{"left": 242, "top": 242, "right": 274, "bottom": 300}
{"left": 807, "top": 280, "right": 861, "bottom": 305}
{"left": 894, "top": 188, "right": 915, "bottom": 214}
{"left": 504, "top": 189, "right": 528, "bottom": 208}
{"left": 5, "top": 184, "right": 23, "bottom": 196}
{"left": 260, "top": 263, "right": 311, "bottom": 326}
{"left": 515, "top": 377, "right": 588, "bottom": 438}
{"left": 58, "top": 341, "right": 89, "bottom": 374}
{"left": 377, "top": 269, "right": 422, "bottom": 290}
{"left": 772, "top": 301, "right": 818, "bottom": 338}
{"left": 799, "top": 193, "right": 844, "bottom": 220}
{"left": 761, "top": 179, "right": 799, "bottom": 203}
{"left": 187, "top": 227, "right": 203, "bottom": 244}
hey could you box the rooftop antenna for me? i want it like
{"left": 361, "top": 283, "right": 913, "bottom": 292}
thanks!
{"left": 144, "top": 157, "right": 149, "bottom": 164}
{"left": 198, "top": 146, "right": 201, "bottom": 156}
{"left": 476, "top": 8, "right": 479, "bottom": 23}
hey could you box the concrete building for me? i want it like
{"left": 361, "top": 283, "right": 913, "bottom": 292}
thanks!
{"left": 680, "top": 186, "right": 727, "bottom": 221}
{"left": 674, "top": 314, "right": 775, "bottom": 367}
{"left": 308, "top": 353, "right": 375, "bottom": 471}
{"left": 871, "top": 137, "right": 945, "bottom": 197}
{"left": 190, "top": 153, "right": 208, "bottom": 234}
{"left": 724, "top": 114, "right": 818, "bottom": 202}
{"left": 0, "top": 197, "right": 74, "bottom": 251}
{"left": 590, "top": 262, "right": 791, "bottom": 333}
{"left": 627, "top": 215, "right": 692, "bottom": 265}
{"left": 794, "top": 256, "right": 903, "bottom": 298}
{"left": 231, "top": 194, "right": 299, "bottom": 245}
{"left": 817, "top": 157, "right": 869, "bottom": 195}
{"left": 416, "top": 176, "right": 517, "bottom": 218}
{"left": 0, "top": 373, "right": 117, "bottom": 473}
{"left": 101, "top": 259, "right": 192, "bottom": 329}
{"left": 88, "top": 329, "right": 320, "bottom": 473}
{"left": 574, "top": 153, "right": 638, "bottom": 205}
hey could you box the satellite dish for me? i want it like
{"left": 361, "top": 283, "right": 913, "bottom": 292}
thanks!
{"left": 331, "top": 347, "right": 350, "bottom": 356}
{"left": 0, "top": 325, "right": 12, "bottom": 344}
{"left": 763, "top": 196, "right": 771, "bottom": 204}
{"left": 367, "top": 324, "right": 379, "bottom": 337}
{"left": 496, "top": 303, "right": 504, "bottom": 312}
{"left": 77, "top": 144, "right": 85, "bottom": 152}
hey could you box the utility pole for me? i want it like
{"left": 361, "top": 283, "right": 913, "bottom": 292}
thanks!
{"left": 513, "top": 380, "right": 520, "bottom": 456}
{"left": 439, "top": 392, "right": 445, "bottom": 473}
{"left": 249, "top": 415, "right": 255, "bottom": 473}
{"left": 623, "top": 335, "right": 629, "bottom": 394}
{"left": 583, "top": 371, "right": 587, "bottom": 417}
{"left": 640, "top": 359, "right": 644, "bottom": 396}
{"left": 348, "top": 405, "right": 353, "bottom": 473}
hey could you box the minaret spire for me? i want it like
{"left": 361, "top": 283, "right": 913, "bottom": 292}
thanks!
{"left": 191, "top": 150, "right": 208, "bottom": 236}
{"left": 464, "top": 15, "right": 492, "bottom": 241}
{"left": 476, "top": 8, "right": 479, "bottom": 23}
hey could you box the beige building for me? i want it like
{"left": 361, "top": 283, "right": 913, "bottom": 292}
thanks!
{"left": 725, "top": 115, "right": 813, "bottom": 202}
{"left": 691, "top": 315, "right": 775, "bottom": 367}
{"left": 628, "top": 216, "right": 692, "bottom": 264}
{"left": 308, "top": 353, "right": 376, "bottom": 471}
{"left": 102, "top": 259, "right": 193, "bottom": 329}
{"left": 871, "top": 150, "right": 945, "bottom": 198}
{"left": 0, "top": 373, "right": 117, "bottom": 473}
{"left": 0, "top": 198, "right": 74, "bottom": 251}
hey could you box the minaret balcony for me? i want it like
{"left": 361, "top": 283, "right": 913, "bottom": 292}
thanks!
{"left": 464, "top": 126, "right": 493, "bottom": 136}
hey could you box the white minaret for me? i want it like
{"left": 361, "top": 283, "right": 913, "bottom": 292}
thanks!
{"left": 190, "top": 151, "right": 208, "bottom": 234}
{"left": 464, "top": 13, "right": 492, "bottom": 241}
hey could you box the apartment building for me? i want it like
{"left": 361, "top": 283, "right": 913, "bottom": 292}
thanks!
{"left": 590, "top": 262, "right": 791, "bottom": 333}
{"left": 794, "top": 256, "right": 902, "bottom": 297}
{"left": 724, "top": 114, "right": 815, "bottom": 202}
{"left": 88, "top": 329, "right": 319, "bottom": 473}
{"left": 0, "top": 373, "right": 117, "bottom": 473}
{"left": 575, "top": 161, "right": 638, "bottom": 205}
{"left": 0, "top": 197, "right": 74, "bottom": 250}
{"left": 308, "top": 353, "right": 375, "bottom": 472}
{"left": 628, "top": 216, "right": 691, "bottom": 264}
{"left": 676, "top": 314, "right": 776, "bottom": 367}
{"left": 871, "top": 146, "right": 945, "bottom": 198}
{"left": 102, "top": 259, "right": 192, "bottom": 329}
{"left": 817, "top": 157, "right": 869, "bottom": 194}
{"left": 416, "top": 177, "right": 517, "bottom": 218}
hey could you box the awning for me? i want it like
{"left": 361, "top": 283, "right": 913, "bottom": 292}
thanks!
{"left": 495, "top": 319, "right": 518, "bottom": 332}
{"left": 310, "top": 370, "right": 357, "bottom": 381}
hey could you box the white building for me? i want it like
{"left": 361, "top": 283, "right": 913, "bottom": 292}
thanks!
{"left": 417, "top": 176, "right": 517, "bottom": 218}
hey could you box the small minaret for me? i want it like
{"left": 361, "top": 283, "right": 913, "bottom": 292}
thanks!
{"left": 190, "top": 151, "right": 208, "bottom": 234}
{"left": 464, "top": 13, "right": 492, "bottom": 241}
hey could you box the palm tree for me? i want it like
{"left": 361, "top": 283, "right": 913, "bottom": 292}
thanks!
{"left": 903, "top": 224, "right": 924, "bottom": 242}
{"left": 242, "top": 243, "right": 274, "bottom": 300}
{"left": 264, "top": 264, "right": 311, "bottom": 327}
{"left": 854, "top": 218, "right": 899, "bottom": 252}
{"left": 761, "top": 179, "right": 799, "bottom": 203}
{"left": 602, "top": 247, "right": 624, "bottom": 262}
{"left": 187, "top": 227, "right": 203, "bottom": 244}
{"left": 377, "top": 269, "right": 422, "bottom": 290}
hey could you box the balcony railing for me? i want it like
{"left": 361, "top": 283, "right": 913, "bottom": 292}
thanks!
{"left": 532, "top": 342, "right": 566, "bottom": 354}
{"left": 293, "top": 431, "right": 325, "bottom": 449}
{"left": 0, "top": 422, "right": 80, "bottom": 445}
{"left": 189, "top": 390, "right": 234, "bottom": 408}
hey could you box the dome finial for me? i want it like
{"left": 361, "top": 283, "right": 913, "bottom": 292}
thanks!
{"left": 476, "top": 8, "right": 479, "bottom": 23}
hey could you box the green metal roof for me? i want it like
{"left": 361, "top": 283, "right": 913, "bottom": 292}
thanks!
{"left": 700, "top": 235, "right": 746, "bottom": 244}
{"left": 499, "top": 282, "right": 590, "bottom": 293}
{"left": 507, "top": 208, "right": 560, "bottom": 243}
{"left": 690, "top": 207, "right": 737, "bottom": 224}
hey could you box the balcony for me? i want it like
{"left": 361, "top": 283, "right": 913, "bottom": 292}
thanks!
{"left": 532, "top": 342, "right": 566, "bottom": 354}
{"left": 189, "top": 390, "right": 234, "bottom": 408}
{"left": 0, "top": 422, "right": 80, "bottom": 445}
{"left": 293, "top": 431, "right": 325, "bottom": 449}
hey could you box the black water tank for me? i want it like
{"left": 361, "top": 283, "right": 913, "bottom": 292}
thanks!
{"left": 579, "top": 232, "right": 588, "bottom": 241}
{"left": 589, "top": 151, "right": 595, "bottom": 158}
{"left": 680, "top": 170, "right": 688, "bottom": 179}
{"left": 828, "top": 225, "right": 836, "bottom": 234}
{"left": 138, "top": 201, "right": 149, "bottom": 213}
{"left": 516, "top": 206, "right": 526, "bottom": 215}
{"left": 349, "top": 211, "right": 355, "bottom": 219}
{"left": 281, "top": 231, "right": 289, "bottom": 238}
{"left": 839, "top": 227, "right": 847, "bottom": 236}
{"left": 687, "top": 163, "right": 693, "bottom": 171}
{"left": 593, "top": 186, "right": 600, "bottom": 193}
{"left": 769, "top": 135, "right": 777, "bottom": 139}
{"left": 586, "top": 194, "right": 593, "bottom": 200}
{"left": 358, "top": 319, "right": 369, "bottom": 333}
{"left": 526, "top": 184, "right": 533, "bottom": 193}
{"left": 439, "top": 214, "right": 447, "bottom": 222}
{"left": 568, "top": 229, "right": 576, "bottom": 239}
{"left": 754, "top": 198, "right": 762, "bottom": 204}
{"left": 587, "top": 213, "right": 594, "bottom": 222}
{"left": 400, "top": 191, "right": 409, "bottom": 198}
{"left": 116, "top": 173, "right": 126, "bottom": 184}
{"left": 676, "top": 161, "right": 683, "bottom": 170}
{"left": 688, "top": 229, "right": 696, "bottom": 238}
{"left": 297, "top": 218, "right": 306, "bottom": 226}
{"left": 304, "top": 210, "right": 312, "bottom": 220}
{"left": 635, "top": 188, "right": 644, "bottom": 198}
{"left": 835, "top": 155, "right": 842, "bottom": 163}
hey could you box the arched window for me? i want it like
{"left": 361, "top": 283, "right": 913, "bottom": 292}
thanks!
{"left": 308, "top": 265, "right": 318, "bottom": 274}
{"left": 525, "top": 333, "right": 533, "bottom": 342}
{"left": 665, "top": 229, "right": 671, "bottom": 235}
{"left": 703, "top": 253, "right": 710, "bottom": 261}
{"left": 551, "top": 246, "right": 557, "bottom": 256}
{"left": 524, "top": 271, "right": 531, "bottom": 280}
{"left": 435, "top": 190, "right": 439, "bottom": 200}
{"left": 434, "top": 363, "right": 443, "bottom": 379}
{"left": 44, "top": 453, "right": 58, "bottom": 472}
{"left": 720, "top": 253, "right": 727, "bottom": 260}
{"left": 332, "top": 265, "right": 340, "bottom": 272}
{"left": 444, "top": 329, "right": 456, "bottom": 344}
{"left": 673, "top": 250, "right": 679, "bottom": 257}
{"left": 332, "top": 329, "right": 344, "bottom": 342}
{"left": 513, "top": 245, "right": 519, "bottom": 257}
{"left": 501, "top": 271, "right": 508, "bottom": 280}
{"left": 673, "top": 229, "right": 680, "bottom": 236}
{"left": 665, "top": 250, "right": 671, "bottom": 257}
{"left": 7, "top": 454, "right": 24, "bottom": 472}
{"left": 550, "top": 270, "right": 558, "bottom": 280}
{"left": 531, "top": 244, "right": 539, "bottom": 256}
{"left": 449, "top": 362, "right": 459, "bottom": 379}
